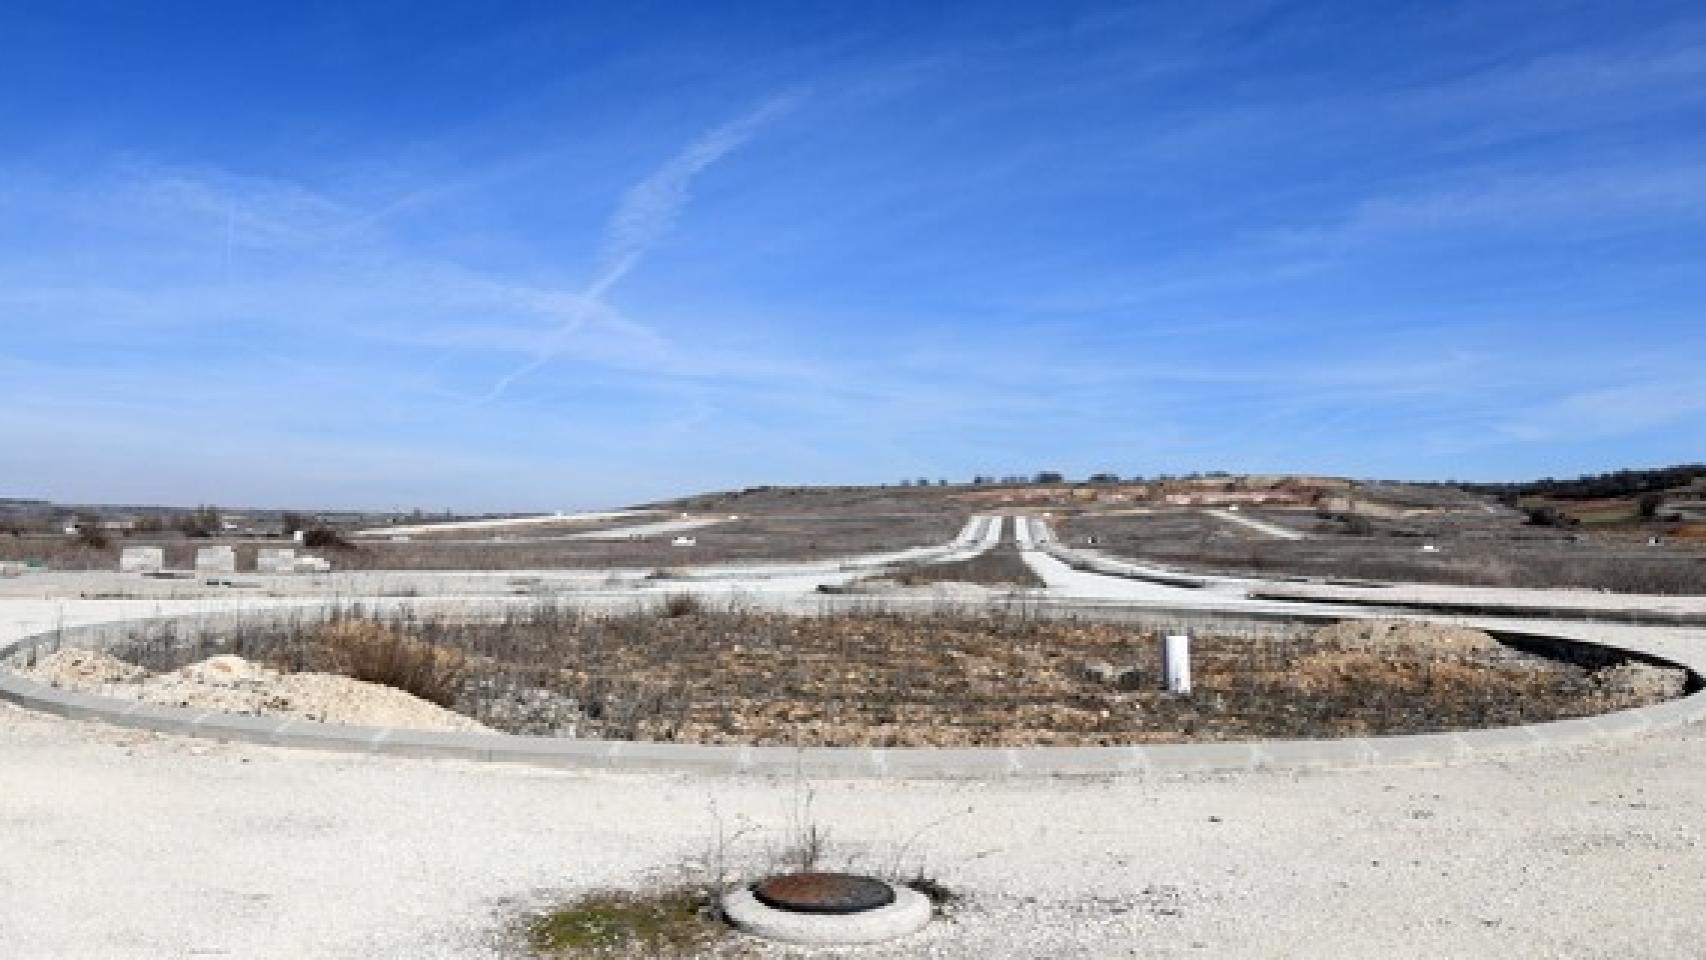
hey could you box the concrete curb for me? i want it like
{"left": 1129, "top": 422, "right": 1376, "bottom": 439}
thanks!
{"left": 1040, "top": 541, "right": 1211, "bottom": 588}
{"left": 722, "top": 883, "right": 932, "bottom": 946}
{"left": 1245, "top": 589, "right": 1706, "bottom": 627}
{"left": 2, "top": 604, "right": 1702, "bottom": 779}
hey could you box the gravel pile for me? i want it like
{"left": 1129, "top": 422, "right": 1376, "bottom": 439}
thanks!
{"left": 1309, "top": 618, "right": 1504, "bottom": 654}
{"left": 1595, "top": 660, "right": 1690, "bottom": 700}
{"left": 22, "top": 649, "right": 489, "bottom": 733}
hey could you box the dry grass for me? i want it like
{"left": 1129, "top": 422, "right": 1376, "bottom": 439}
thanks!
{"left": 112, "top": 608, "right": 1682, "bottom": 746}
{"left": 280, "top": 619, "right": 467, "bottom": 708}
{"left": 1063, "top": 512, "right": 1706, "bottom": 594}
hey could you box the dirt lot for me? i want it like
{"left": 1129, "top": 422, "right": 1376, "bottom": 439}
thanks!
{"left": 106, "top": 610, "right": 1685, "bottom": 747}
{"left": 1062, "top": 508, "right": 1706, "bottom": 594}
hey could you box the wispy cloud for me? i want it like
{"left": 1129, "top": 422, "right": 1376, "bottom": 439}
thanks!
{"left": 1498, "top": 381, "right": 1706, "bottom": 443}
{"left": 482, "top": 91, "right": 802, "bottom": 401}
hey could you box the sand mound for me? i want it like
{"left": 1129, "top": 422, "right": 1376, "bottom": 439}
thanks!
{"left": 21, "top": 649, "right": 487, "bottom": 733}
{"left": 1309, "top": 618, "right": 1502, "bottom": 655}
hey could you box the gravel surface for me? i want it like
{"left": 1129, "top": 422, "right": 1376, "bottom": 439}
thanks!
{"left": 2, "top": 684, "right": 1704, "bottom": 959}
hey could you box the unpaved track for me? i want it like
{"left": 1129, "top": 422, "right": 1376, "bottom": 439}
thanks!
{"left": 1204, "top": 507, "right": 1308, "bottom": 540}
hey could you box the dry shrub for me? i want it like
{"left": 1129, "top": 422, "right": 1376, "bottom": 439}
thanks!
{"left": 661, "top": 593, "right": 705, "bottom": 617}
{"left": 303, "top": 619, "right": 467, "bottom": 707}
{"left": 301, "top": 527, "right": 355, "bottom": 550}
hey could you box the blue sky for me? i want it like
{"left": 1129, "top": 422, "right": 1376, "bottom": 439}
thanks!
{"left": 3, "top": 1, "right": 1704, "bottom": 510}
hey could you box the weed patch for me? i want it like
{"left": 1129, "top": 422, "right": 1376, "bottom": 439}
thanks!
{"left": 527, "top": 888, "right": 728, "bottom": 957}
{"left": 112, "top": 609, "right": 1681, "bottom": 746}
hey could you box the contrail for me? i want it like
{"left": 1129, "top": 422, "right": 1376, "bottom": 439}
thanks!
{"left": 483, "top": 92, "right": 801, "bottom": 402}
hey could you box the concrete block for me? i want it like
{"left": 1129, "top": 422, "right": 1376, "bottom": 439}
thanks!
{"left": 606, "top": 739, "right": 754, "bottom": 775}
{"left": 484, "top": 735, "right": 613, "bottom": 769}
{"left": 1144, "top": 741, "right": 1260, "bottom": 773}
{"left": 194, "top": 546, "right": 236, "bottom": 575}
{"left": 1603, "top": 695, "right": 1705, "bottom": 732}
{"left": 1452, "top": 724, "right": 1544, "bottom": 756}
{"left": 255, "top": 548, "right": 297, "bottom": 574}
{"left": 189, "top": 711, "right": 292, "bottom": 746}
{"left": 272, "top": 719, "right": 392, "bottom": 755}
{"left": 1004, "top": 745, "right": 1148, "bottom": 777}
{"left": 880, "top": 750, "right": 1037, "bottom": 780}
{"left": 1364, "top": 732, "right": 1474, "bottom": 766}
{"left": 1251, "top": 737, "right": 1380, "bottom": 771}
{"left": 371, "top": 728, "right": 500, "bottom": 760}
{"left": 118, "top": 701, "right": 206, "bottom": 735}
{"left": 119, "top": 547, "right": 164, "bottom": 574}
{"left": 1525, "top": 715, "right": 1610, "bottom": 746}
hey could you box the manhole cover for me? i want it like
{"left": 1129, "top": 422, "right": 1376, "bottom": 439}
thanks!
{"left": 751, "top": 872, "right": 897, "bottom": 915}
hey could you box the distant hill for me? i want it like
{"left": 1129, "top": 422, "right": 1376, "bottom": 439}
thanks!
{"left": 1454, "top": 465, "right": 1706, "bottom": 501}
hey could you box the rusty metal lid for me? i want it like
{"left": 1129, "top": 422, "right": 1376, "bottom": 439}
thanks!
{"left": 751, "top": 872, "right": 896, "bottom": 915}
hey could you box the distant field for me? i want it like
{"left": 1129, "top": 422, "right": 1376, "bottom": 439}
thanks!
{"left": 0, "top": 508, "right": 966, "bottom": 572}
{"left": 1062, "top": 508, "right": 1706, "bottom": 595}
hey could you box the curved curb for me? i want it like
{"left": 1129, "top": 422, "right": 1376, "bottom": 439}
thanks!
{"left": 722, "top": 883, "right": 931, "bottom": 946}
{"left": 1040, "top": 541, "right": 1210, "bottom": 588}
{"left": 1245, "top": 589, "right": 1706, "bottom": 627}
{"left": 1, "top": 606, "right": 1703, "bottom": 779}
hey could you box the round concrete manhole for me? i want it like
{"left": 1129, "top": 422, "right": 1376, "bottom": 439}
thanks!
{"left": 752, "top": 872, "right": 896, "bottom": 914}
{"left": 723, "top": 872, "right": 931, "bottom": 946}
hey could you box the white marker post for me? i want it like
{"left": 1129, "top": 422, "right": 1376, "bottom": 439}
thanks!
{"left": 1162, "top": 634, "right": 1192, "bottom": 694}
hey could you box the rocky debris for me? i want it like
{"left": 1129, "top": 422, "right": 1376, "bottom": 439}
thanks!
{"left": 1080, "top": 661, "right": 1145, "bottom": 690}
{"left": 22, "top": 647, "right": 148, "bottom": 685}
{"left": 21, "top": 649, "right": 488, "bottom": 733}
{"left": 1309, "top": 618, "right": 1502, "bottom": 655}
{"left": 467, "top": 679, "right": 582, "bottom": 736}
{"left": 1594, "top": 661, "right": 1689, "bottom": 701}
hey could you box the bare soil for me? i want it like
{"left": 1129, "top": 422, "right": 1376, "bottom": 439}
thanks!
{"left": 882, "top": 544, "right": 1045, "bottom": 588}
{"left": 106, "top": 610, "right": 1686, "bottom": 747}
{"left": 1062, "top": 510, "right": 1706, "bottom": 594}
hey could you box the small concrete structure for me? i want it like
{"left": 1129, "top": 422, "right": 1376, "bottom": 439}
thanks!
{"left": 118, "top": 547, "right": 165, "bottom": 574}
{"left": 1163, "top": 633, "right": 1192, "bottom": 694}
{"left": 193, "top": 546, "right": 236, "bottom": 576}
{"left": 255, "top": 548, "right": 297, "bottom": 574}
{"left": 722, "top": 879, "right": 930, "bottom": 946}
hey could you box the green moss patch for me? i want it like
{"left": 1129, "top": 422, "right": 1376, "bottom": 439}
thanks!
{"left": 527, "top": 888, "right": 728, "bottom": 957}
